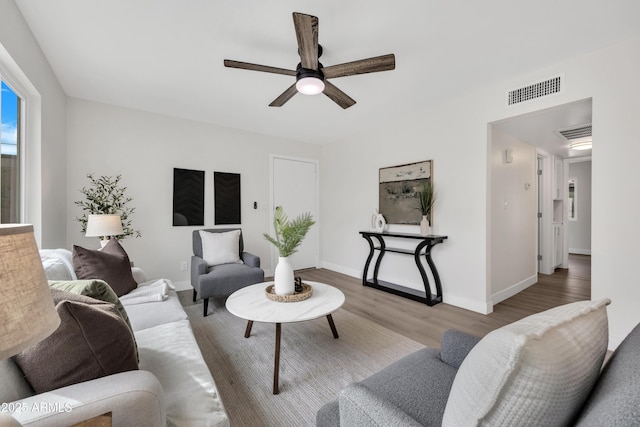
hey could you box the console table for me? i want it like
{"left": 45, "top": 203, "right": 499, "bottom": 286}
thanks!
{"left": 359, "top": 231, "right": 448, "bottom": 306}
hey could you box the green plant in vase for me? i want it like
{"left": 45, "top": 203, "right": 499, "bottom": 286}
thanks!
{"left": 263, "top": 206, "right": 315, "bottom": 295}
{"left": 416, "top": 180, "right": 435, "bottom": 236}
{"left": 75, "top": 173, "right": 142, "bottom": 240}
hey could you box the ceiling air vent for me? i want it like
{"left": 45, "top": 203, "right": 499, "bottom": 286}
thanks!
{"left": 507, "top": 74, "right": 564, "bottom": 106}
{"left": 557, "top": 124, "right": 592, "bottom": 141}
{"left": 555, "top": 123, "right": 592, "bottom": 142}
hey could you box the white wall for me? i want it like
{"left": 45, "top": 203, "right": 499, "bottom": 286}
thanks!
{"left": 321, "top": 36, "right": 640, "bottom": 348}
{"left": 0, "top": 0, "right": 67, "bottom": 248}
{"left": 489, "top": 128, "right": 537, "bottom": 303}
{"left": 568, "top": 160, "right": 592, "bottom": 254}
{"left": 66, "top": 98, "right": 321, "bottom": 285}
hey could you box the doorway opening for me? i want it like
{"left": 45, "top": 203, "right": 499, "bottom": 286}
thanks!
{"left": 489, "top": 98, "right": 592, "bottom": 305}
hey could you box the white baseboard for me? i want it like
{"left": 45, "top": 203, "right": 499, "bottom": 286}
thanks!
{"left": 444, "top": 294, "right": 493, "bottom": 315}
{"left": 491, "top": 274, "right": 538, "bottom": 305}
{"left": 569, "top": 248, "right": 591, "bottom": 255}
{"left": 172, "top": 280, "right": 191, "bottom": 292}
{"left": 320, "top": 261, "right": 361, "bottom": 279}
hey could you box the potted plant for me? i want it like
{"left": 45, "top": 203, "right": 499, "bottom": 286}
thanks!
{"left": 75, "top": 174, "right": 142, "bottom": 240}
{"left": 263, "top": 206, "right": 315, "bottom": 295}
{"left": 416, "top": 180, "right": 435, "bottom": 236}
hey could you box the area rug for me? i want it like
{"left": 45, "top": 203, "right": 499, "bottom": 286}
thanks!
{"left": 181, "top": 295, "right": 425, "bottom": 427}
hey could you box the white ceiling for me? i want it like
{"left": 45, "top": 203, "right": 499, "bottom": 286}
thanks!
{"left": 493, "top": 98, "right": 593, "bottom": 158}
{"left": 14, "top": 0, "right": 640, "bottom": 145}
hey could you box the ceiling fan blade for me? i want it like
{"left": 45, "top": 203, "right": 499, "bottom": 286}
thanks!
{"left": 269, "top": 83, "right": 298, "bottom": 107}
{"left": 224, "top": 60, "right": 296, "bottom": 76}
{"left": 323, "top": 81, "right": 356, "bottom": 109}
{"left": 292, "top": 12, "right": 319, "bottom": 70}
{"left": 322, "top": 54, "right": 396, "bottom": 79}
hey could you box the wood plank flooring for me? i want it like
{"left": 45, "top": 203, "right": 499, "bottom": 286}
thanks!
{"left": 297, "top": 254, "right": 591, "bottom": 348}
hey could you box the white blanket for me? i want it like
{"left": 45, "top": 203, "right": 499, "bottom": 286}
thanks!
{"left": 120, "top": 279, "right": 175, "bottom": 305}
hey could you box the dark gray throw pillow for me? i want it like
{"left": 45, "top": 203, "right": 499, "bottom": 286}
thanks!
{"left": 13, "top": 289, "right": 138, "bottom": 393}
{"left": 72, "top": 239, "right": 137, "bottom": 297}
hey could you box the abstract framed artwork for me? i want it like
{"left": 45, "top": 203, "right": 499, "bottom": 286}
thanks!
{"left": 214, "top": 172, "right": 241, "bottom": 225}
{"left": 379, "top": 160, "right": 433, "bottom": 225}
{"left": 173, "top": 168, "right": 205, "bottom": 226}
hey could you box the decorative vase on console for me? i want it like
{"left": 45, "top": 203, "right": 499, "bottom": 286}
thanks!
{"left": 416, "top": 180, "right": 436, "bottom": 236}
{"left": 264, "top": 206, "right": 315, "bottom": 296}
{"left": 420, "top": 215, "right": 431, "bottom": 236}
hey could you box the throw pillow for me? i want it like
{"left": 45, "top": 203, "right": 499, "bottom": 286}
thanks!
{"left": 72, "top": 239, "right": 137, "bottom": 297}
{"left": 442, "top": 298, "right": 610, "bottom": 427}
{"left": 48, "top": 279, "right": 133, "bottom": 334}
{"left": 40, "top": 248, "right": 76, "bottom": 280}
{"left": 14, "top": 289, "right": 138, "bottom": 394}
{"left": 199, "top": 229, "right": 242, "bottom": 267}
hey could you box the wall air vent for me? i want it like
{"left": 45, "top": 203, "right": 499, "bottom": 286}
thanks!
{"left": 507, "top": 74, "right": 564, "bottom": 106}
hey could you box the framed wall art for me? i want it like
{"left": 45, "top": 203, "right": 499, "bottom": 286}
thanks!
{"left": 214, "top": 171, "right": 241, "bottom": 225}
{"left": 379, "top": 160, "right": 433, "bottom": 225}
{"left": 173, "top": 168, "right": 205, "bottom": 226}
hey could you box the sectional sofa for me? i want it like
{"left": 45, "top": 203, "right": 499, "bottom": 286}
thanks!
{"left": 317, "top": 298, "right": 640, "bottom": 426}
{"left": 0, "top": 248, "right": 229, "bottom": 427}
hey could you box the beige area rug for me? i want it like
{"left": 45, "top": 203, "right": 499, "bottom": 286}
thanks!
{"left": 179, "top": 293, "right": 425, "bottom": 427}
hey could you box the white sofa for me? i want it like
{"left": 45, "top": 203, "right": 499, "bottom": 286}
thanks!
{"left": 0, "top": 249, "right": 230, "bottom": 427}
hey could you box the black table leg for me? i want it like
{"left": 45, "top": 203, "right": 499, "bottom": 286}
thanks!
{"left": 326, "top": 314, "right": 339, "bottom": 339}
{"left": 244, "top": 320, "right": 253, "bottom": 338}
{"left": 273, "top": 323, "right": 281, "bottom": 394}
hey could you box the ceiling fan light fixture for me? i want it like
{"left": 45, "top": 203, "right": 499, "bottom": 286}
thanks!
{"left": 569, "top": 137, "right": 592, "bottom": 150}
{"left": 296, "top": 76, "right": 325, "bottom": 95}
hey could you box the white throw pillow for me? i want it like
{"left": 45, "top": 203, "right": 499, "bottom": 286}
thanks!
{"left": 40, "top": 249, "right": 77, "bottom": 280}
{"left": 442, "top": 298, "right": 610, "bottom": 427}
{"left": 199, "top": 230, "right": 242, "bottom": 267}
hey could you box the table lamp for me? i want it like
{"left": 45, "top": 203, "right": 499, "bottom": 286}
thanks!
{"left": 0, "top": 225, "right": 61, "bottom": 427}
{"left": 85, "top": 214, "right": 124, "bottom": 248}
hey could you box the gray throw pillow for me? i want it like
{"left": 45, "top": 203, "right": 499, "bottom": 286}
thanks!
{"left": 13, "top": 289, "right": 138, "bottom": 393}
{"left": 72, "top": 239, "right": 137, "bottom": 297}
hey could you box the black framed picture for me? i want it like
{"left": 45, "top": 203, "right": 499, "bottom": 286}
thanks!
{"left": 173, "top": 168, "right": 205, "bottom": 226}
{"left": 214, "top": 172, "right": 241, "bottom": 225}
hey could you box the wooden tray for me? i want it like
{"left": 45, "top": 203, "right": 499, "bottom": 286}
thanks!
{"left": 265, "top": 283, "right": 313, "bottom": 302}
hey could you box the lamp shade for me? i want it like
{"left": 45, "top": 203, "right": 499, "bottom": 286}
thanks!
{"left": 0, "top": 224, "right": 60, "bottom": 359}
{"left": 85, "top": 214, "right": 124, "bottom": 237}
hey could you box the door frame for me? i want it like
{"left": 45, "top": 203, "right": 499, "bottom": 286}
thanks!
{"left": 269, "top": 154, "right": 320, "bottom": 273}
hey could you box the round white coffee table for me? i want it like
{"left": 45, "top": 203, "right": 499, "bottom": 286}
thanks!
{"left": 226, "top": 281, "right": 345, "bottom": 394}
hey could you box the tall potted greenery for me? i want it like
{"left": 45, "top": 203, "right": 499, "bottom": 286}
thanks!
{"left": 75, "top": 174, "right": 142, "bottom": 240}
{"left": 416, "top": 180, "right": 435, "bottom": 236}
{"left": 263, "top": 206, "right": 315, "bottom": 295}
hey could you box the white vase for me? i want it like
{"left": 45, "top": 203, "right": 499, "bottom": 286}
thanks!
{"left": 374, "top": 213, "right": 386, "bottom": 233}
{"left": 420, "top": 215, "right": 431, "bottom": 236}
{"left": 274, "top": 256, "right": 295, "bottom": 295}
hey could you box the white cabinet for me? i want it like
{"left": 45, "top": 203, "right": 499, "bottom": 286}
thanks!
{"left": 554, "top": 223, "right": 563, "bottom": 268}
{"left": 553, "top": 156, "right": 564, "bottom": 200}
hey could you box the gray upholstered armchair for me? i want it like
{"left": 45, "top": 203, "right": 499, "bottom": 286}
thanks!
{"left": 191, "top": 228, "right": 264, "bottom": 316}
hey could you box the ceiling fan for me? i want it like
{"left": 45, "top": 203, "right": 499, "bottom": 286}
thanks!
{"left": 224, "top": 12, "right": 396, "bottom": 109}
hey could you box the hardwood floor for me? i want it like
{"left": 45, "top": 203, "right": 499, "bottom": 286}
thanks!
{"left": 297, "top": 254, "right": 591, "bottom": 348}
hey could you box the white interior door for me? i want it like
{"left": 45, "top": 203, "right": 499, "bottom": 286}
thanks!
{"left": 272, "top": 156, "right": 318, "bottom": 271}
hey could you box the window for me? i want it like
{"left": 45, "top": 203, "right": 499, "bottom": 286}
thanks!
{"left": 1, "top": 80, "right": 21, "bottom": 223}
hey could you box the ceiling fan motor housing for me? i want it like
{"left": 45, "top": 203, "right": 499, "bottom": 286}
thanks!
{"left": 296, "top": 63, "right": 324, "bottom": 82}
